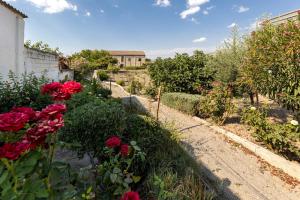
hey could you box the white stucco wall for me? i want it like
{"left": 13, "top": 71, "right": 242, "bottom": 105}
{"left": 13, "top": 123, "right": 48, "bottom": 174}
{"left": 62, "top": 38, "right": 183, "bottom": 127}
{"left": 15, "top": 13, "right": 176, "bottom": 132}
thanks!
{"left": 0, "top": 5, "right": 25, "bottom": 79}
{"left": 24, "top": 48, "right": 60, "bottom": 81}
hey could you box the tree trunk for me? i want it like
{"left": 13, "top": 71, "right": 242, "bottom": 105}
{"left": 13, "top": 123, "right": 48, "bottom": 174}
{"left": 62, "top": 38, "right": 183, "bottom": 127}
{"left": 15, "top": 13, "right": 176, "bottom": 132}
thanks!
{"left": 249, "top": 92, "right": 255, "bottom": 105}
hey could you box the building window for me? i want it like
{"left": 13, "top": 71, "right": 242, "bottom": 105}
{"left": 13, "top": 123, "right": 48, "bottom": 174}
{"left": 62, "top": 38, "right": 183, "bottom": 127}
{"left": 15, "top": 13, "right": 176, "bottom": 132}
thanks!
{"left": 121, "top": 56, "right": 124, "bottom": 62}
{"left": 138, "top": 58, "right": 142, "bottom": 62}
{"left": 128, "top": 58, "right": 131, "bottom": 62}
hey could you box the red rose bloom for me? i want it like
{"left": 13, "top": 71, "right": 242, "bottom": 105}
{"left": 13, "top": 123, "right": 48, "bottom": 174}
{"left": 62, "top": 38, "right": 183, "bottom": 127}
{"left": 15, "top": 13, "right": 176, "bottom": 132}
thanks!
{"left": 39, "top": 104, "right": 66, "bottom": 120}
{"left": 11, "top": 107, "right": 36, "bottom": 120}
{"left": 120, "top": 144, "right": 129, "bottom": 156}
{"left": 41, "top": 82, "right": 62, "bottom": 95}
{"left": 63, "top": 81, "right": 82, "bottom": 94}
{"left": 0, "top": 140, "right": 31, "bottom": 160}
{"left": 51, "top": 89, "right": 72, "bottom": 101}
{"left": 105, "top": 136, "right": 121, "bottom": 148}
{"left": 121, "top": 191, "right": 140, "bottom": 200}
{"left": 0, "top": 112, "right": 29, "bottom": 132}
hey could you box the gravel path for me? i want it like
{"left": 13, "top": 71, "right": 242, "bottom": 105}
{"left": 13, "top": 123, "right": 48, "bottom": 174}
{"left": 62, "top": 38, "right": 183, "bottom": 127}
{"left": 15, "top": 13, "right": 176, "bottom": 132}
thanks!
{"left": 107, "top": 83, "right": 300, "bottom": 200}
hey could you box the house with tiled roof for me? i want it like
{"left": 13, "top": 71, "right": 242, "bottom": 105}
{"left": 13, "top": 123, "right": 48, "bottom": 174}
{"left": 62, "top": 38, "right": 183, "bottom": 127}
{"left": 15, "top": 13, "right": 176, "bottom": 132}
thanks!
{"left": 0, "top": 0, "right": 27, "bottom": 78}
{"left": 109, "top": 50, "right": 146, "bottom": 67}
{"left": 269, "top": 9, "right": 300, "bottom": 25}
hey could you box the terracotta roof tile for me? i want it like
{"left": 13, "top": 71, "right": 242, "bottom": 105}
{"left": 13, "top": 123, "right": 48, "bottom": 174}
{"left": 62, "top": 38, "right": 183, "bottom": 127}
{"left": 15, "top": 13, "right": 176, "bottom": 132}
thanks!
{"left": 109, "top": 50, "right": 145, "bottom": 56}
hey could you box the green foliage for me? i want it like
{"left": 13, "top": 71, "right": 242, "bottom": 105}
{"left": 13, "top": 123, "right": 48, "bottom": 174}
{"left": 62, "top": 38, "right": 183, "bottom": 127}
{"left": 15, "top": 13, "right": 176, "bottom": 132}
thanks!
{"left": 116, "top": 80, "right": 125, "bottom": 86}
{"left": 0, "top": 150, "right": 81, "bottom": 200}
{"left": 97, "top": 70, "right": 109, "bottom": 81}
{"left": 125, "top": 115, "right": 214, "bottom": 199}
{"left": 161, "top": 93, "right": 201, "bottom": 116}
{"left": 124, "top": 66, "right": 147, "bottom": 70}
{"left": 241, "top": 107, "right": 300, "bottom": 160}
{"left": 97, "top": 141, "right": 145, "bottom": 198}
{"left": 145, "top": 85, "right": 158, "bottom": 99}
{"left": 0, "top": 72, "right": 51, "bottom": 113}
{"left": 59, "top": 100, "right": 126, "bottom": 157}
{"left": 199, "top": 83, "right": 235, "bottom": 124}
{"left": 70, "top": 50, "right": 117, "bottom": 70}
{"left": 24, "top": 40, "right": 61, "bottom": 55}
{"left": 128, "top": 80, "right": 142, "bottom": 95}
{"left": 207, "top": 27, "right": 245, "bottom": 85}
{"left": 107, "top": 65, "right": 120, "bottom": 73}
{"left": 242, "top": 20, "right": 300, "bottom": 116}
{"left": 148, "top": 50, "right": 213, "bottom": 93}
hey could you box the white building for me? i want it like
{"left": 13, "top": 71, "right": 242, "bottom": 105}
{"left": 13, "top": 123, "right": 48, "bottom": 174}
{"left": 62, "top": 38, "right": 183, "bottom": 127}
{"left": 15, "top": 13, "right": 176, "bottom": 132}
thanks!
{"left": 0, "top": 0, "right": 73, "bottom": 81}
{"left": 0, "top": 0, "right": 26, "bottom": 78}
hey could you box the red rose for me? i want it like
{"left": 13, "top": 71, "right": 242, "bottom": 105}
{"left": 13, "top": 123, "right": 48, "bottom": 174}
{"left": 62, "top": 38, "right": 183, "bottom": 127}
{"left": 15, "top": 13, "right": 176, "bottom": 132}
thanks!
{"left": 121, "top": 191, "right": 140, "bottom": 200}
{"left": 63, "top": 81, "right": 82, "bottom": 94}
{"left": 11, "top": 107, "right": 36, "bottom": 120}
{"left": 39, "top": 104, "right": 66, "bottom": 120}
{"left": 41, "top": 82, "right": 62, "bottom": 95}
{"left": 51, "top": 89, "right": 71, "bottom": 101}
{"left": 120, "top": 144, "right": 129, "bottom": 156}
{"left": 0, "top": 140, "right": 31, "bottom": 160}
{"left": 105, "top": 136, "right": 121, "bottom": 148}
{"left": 0, "top": 112, "right": 29, "bottom": 132}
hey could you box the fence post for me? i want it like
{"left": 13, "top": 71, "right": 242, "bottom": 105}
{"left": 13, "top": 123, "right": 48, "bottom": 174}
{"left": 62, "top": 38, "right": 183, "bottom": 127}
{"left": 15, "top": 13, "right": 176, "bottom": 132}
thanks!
{"left": 156, "top": 86, "right": 162, "bottom": 121}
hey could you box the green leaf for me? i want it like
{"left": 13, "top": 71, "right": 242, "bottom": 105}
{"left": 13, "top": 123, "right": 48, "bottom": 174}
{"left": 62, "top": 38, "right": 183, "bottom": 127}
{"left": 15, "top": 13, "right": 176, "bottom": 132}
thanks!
{"left": 113, "top": 167, "right": 121, "bottom": 174}
{"left": 124, "top": 177, "right": 133, "bottom": 184}
{"left": 132, "top": 176, "right": 141, "bottom": 183}
{"left": 110, "top": 173, "right": 117, "bottom": 183}
{"left": 0, "top": 171, "right": 9, "bottom": 185}
{"left": 130, "top": 141, "right": 137, "bottom": 146}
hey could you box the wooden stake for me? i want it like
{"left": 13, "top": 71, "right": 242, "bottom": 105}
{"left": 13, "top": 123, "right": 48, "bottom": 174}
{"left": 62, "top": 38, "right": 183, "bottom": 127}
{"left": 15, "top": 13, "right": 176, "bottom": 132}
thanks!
{"left": 156, "top": 86, "right": 162, "bottom": 121}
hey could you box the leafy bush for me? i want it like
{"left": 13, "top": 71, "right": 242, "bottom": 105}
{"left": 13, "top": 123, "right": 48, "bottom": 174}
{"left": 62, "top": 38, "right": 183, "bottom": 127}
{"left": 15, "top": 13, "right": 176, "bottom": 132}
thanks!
{"left": 107, "top": 65, "right": 120, "bottom": 73}
{"left": 97, "top": 70, "right": 109, "bottom": 81}
{"left": 59, "top": 100, "right": 126, "bottom": 158}
{"left": 128, "top": 80, "right": 142, "bottom": 95}
{"left": 0, "top": 72, "right": 51, "bottom": 113}
{"left": 116, "top": 80, "right": 125, "bottom": 86}
{"left": 199, "top": 83, "right": 235, "bottom": 124}
{"left": 145, "top": 85, "right": 157, "bottom": 99}
{"left": 148, "top": 50, "right": 213, "bottom": 93}
{"left": 161, "top": 93, "right": 201, "bottom": 116}
{"left": 241, "top": 107, "right": 300, "bottom": 160}
{"left": 242, "top": 20, "right": 300, "bottom": 117}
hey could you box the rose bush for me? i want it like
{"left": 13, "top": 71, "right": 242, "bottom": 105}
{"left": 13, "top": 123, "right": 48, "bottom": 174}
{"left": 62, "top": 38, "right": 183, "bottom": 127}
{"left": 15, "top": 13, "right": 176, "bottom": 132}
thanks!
{"left": 41, "top": 81, "right": 82, "bottom": 101}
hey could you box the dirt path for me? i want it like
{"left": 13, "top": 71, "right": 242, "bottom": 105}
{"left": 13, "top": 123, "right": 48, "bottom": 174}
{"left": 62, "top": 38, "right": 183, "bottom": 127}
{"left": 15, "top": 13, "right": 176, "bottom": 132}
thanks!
{"left": 107, "top": 83, "right": 300, "bottom": 200}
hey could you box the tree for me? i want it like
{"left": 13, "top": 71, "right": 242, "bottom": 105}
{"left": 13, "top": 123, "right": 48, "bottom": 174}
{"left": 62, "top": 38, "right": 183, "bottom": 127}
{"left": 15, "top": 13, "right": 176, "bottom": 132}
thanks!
{"left": 207, "top": 26, "right": 245, "bottom": 85}
{"left": 148, "top": 50, "right": 213, "bottom": 93}
{"left": 24, "top": 40, "right": 62, "bottom": 55}
{"left": 242, "top": 20, "right": 300, "bottom": 116}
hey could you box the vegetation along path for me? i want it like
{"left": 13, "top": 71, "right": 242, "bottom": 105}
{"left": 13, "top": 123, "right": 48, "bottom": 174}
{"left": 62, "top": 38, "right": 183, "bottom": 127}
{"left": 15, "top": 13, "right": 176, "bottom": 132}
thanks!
{"left": 106, "top": 83, "right": 300, "bottom": 200}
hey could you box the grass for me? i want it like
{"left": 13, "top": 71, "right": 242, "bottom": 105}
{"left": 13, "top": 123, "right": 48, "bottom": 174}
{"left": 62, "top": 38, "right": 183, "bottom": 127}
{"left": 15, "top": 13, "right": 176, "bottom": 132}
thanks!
{"left": 125, "top": 113, "right": 216, "bottom": 199}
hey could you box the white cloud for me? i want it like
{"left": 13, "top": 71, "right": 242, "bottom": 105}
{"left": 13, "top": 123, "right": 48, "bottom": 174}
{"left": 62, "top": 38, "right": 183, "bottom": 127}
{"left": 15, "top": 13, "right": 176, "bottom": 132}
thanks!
{"left": 238, "top": 5, "right": 249, "bottom": 13}
{"left": 227, "top": 22, "right": 237, "bottom": 28}
{"left": 193, "top": 37, "right": 207, "bottom": 43}
{"left": 245, "top": 19, "right": 263, "bottom": 31}
{"left": 190, "top": 17, "right": 199, "bottom": 24}
{"left": 180, "top": 6, "right": 200, "bottom": 19}
{"left": 206, "top": 5, "right": 215, "bottom": 10}
{"left": 180, "top": 0, "right": 209, "bottom": 19}
{"left": 187, "top": 0, "right": 209, "bottom": 7}
{"left": 26, "top": 0, "right": 77, "bottom": 14}
{"left": 203, "top": 10, "right": 208, "bottom": 15}
{"left": 85, "top": 11, "right": 91, "bottom": 16}
{"left": 155, "top": 0, "right": 171, "bottom": 7}
{"left": 100, "top": 9, "right": 104, "bottom": 13}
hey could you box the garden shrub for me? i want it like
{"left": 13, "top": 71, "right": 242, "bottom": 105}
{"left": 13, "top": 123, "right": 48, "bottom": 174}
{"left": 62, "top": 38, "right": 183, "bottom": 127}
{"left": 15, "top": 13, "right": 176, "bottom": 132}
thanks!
{"left": 241, "top": 107, "right": 300, "bottom": 160}
{"left": 0, "top": 72, "right": 51, "bottom": 113}
{"left": 145, "top": 85, "right": 158, "bottom": 99}
{"left": 242, "top": 20, "right": 300, "bottom": 117}
{"left": 199, "top": 83, "right": 235, "bottom": 124}
{"left": 148, "top": 50, "right": 213, "bottom": 93}
{"left": 97, "top": 70, "right": 109, "bottom": 81}
{"left": 66, "top": 91, "right": 98, "bottom": 111}
{"left": 116, "top": 80, "right": 125, "bottom": 86}
{"left": 161, "top": 93, "right": 201, "bottom": 116}
{"left": 128, "top": 80, "right": 142, "bottom": 95}
{"left": 59, "top": 100, "right": 126, "bottom": 158}
{"left": 107, "top": 65, "right": 120, "bottom": 73}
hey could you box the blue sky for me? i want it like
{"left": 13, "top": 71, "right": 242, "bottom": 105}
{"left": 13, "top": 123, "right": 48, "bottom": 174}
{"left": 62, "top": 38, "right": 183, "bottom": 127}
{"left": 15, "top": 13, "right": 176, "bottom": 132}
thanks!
{"left": 5, "top": 0, "right": 300, "bottom": 58}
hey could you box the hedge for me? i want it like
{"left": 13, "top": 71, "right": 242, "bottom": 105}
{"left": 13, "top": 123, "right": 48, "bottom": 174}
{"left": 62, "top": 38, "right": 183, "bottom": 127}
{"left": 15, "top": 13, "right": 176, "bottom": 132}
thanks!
{"left": 161, "top": 93, "right": 201, "bottom": 116}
